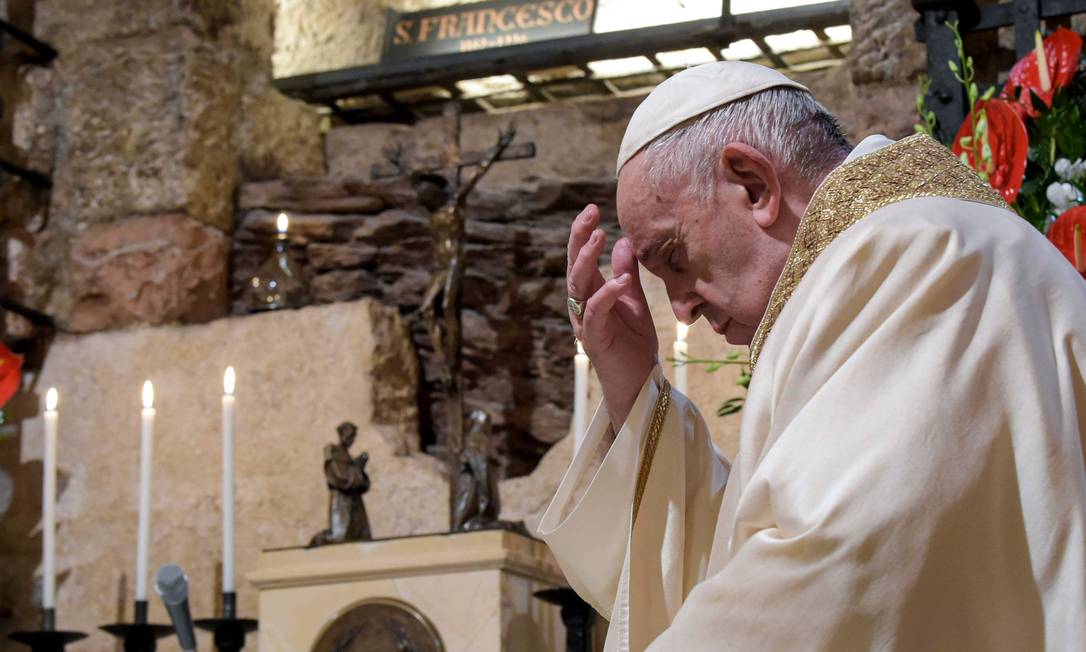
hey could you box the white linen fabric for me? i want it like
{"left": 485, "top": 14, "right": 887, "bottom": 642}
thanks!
{"left": 539, "top": 138, "right": 1086, "bottom": 651}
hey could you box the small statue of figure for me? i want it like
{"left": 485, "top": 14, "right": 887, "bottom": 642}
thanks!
{"left": 309, "top": 422, "right": 372, "bottom": 547}
{"left": 451, "top": 410, "right": 502, "bottom": 531}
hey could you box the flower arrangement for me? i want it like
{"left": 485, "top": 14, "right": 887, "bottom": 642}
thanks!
{"left": 918, "top": 23, "right": 1086, "bottom": 277}
{"left": 0, "top": 342, "right": 22, "bottom": 425}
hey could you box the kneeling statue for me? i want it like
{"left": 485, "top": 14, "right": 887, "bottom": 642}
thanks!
{"left": 309, "top": 422, "right": 372, "bottom": 546}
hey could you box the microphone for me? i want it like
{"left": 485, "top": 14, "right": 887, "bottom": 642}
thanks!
{"left": 155, "top": 564, "right": 197, "bottom": 652}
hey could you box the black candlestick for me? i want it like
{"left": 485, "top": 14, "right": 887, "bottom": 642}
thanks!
{"left": 534, "top": 588, "right": 594, "bottom": 652}
{"left": 194, "top": 592, "right": 258, "bottom": 652}
{"left": 100, "top": 600, "right": 176, "bottom": 652}
{"left": 9, "top": 607, "right": 87, "bottom": 651}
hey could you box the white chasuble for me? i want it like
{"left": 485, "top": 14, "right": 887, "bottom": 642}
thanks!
{"left": 539, "top": 134, "right": 1086, "bottom": 651}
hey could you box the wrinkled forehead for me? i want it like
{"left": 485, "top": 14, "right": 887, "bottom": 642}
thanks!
{"left": 617, "top": 154, "right": 676, "bottom": 250}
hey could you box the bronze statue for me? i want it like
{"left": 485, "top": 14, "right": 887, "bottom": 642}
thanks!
{"left": 411, "top": 103, "right": 515, "bottom": 527}
{"left": 378, "top": 101, "right": 529, "bottom": 530}
{"left": 309, "top": 422, "right": 372, "bottom": 547}
{"left": 451, "top": 410, "right": 502, "bottom": 531}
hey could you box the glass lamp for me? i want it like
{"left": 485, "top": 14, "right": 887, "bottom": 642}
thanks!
{"left": 245, "top": 212, "right": 308, "bottom": 312}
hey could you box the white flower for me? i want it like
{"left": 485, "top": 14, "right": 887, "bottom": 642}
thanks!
{"left": 1046, "top": 181, "right": 1082, "bottom": 211}
{"left": 1054, "top": 158, "right": 1086, "bottom": 182}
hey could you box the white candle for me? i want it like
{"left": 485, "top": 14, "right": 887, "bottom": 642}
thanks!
{"left": 573, "top": 340, "right": 589, "bottom": 452}
{"left": 222, "top": 367, "right": 236, "bottom": 594}
{"left": 277, "top": 212, "right": 289, "bottom": 235}
{"left": 136, "top": 381, "right": 154, "bottom": 602}
{"left": 42, "top": 388, "right": 58, "bottom": 609}
{"left": 674, "top": 322, "right": 689, "bottom": 396}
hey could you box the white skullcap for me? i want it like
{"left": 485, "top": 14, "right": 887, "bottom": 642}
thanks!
{"left": 616, "top": 61, "right": 809, "bottom": 174}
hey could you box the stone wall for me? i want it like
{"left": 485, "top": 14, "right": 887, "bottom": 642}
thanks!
{"left": 3, "top": 0, "right": 325, "bottom": 338}
{"left": 0, "top": 299, "right": 446, "bottom": 648}
{"left": 273, "top": 0, "right": 488, "bottom": 78}
{"left": 232, "top": 174, "right": 623, "bottom": 478}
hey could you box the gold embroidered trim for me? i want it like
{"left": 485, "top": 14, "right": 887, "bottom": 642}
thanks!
{"left": 632, "top": 378, "right": 672, "bottom": 527}
{"left": 748, "top": 134, "right": 1009, "bottom": 369}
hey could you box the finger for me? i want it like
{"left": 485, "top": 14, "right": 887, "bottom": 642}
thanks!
{"left": 610, "top": 238, "right": 649, "bottom": 307}
{"left": 609, "top": 238, "right": 653, "bottom": 329}
{"left": 566, "top": 204, "right": 600, "bottom": 274}
{"left": 581, "top": 272, "right": 632, "bottom": 344}
{"left": 567, "top": 228, "right": 607, "bottom": 300}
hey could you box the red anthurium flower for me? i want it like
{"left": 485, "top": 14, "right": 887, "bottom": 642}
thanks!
{"left": 1003, "top": 27, "right": 1083, "bottom": 116}
{"left": 0, "top": 342, "right": 22, "bottom": 408}
{"left": 1048, "top": 206, "right": 1086, "bottom": 278}
{"left": 952, "top": 99, "right": 1029, "bottom": 204}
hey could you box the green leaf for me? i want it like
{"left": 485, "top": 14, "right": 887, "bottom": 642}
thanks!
{"left": 725, "top": 352, "right": 740, "bottom": 361}
{"left": 948, "top": 60, "right": 959, "bottom": 74}
{"left": 717, "top": 397, "right": 745, "bottom": 417}
{"left": 959, "top": 136, "right": 973, "bottom": 147}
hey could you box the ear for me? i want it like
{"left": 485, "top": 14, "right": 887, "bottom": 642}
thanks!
{"left": 718, "top": 143, "right": 782, "bottom": 229}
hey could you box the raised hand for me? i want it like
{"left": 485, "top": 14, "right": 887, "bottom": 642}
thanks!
{"left": 567, "top": 204, "right": 658, "bottom": 429}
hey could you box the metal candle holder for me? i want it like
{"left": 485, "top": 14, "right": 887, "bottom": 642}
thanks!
{"left": 100, "top": 600, "right": 175, "bottom": 652}
{"left": 533, "top": 587, "right": 594, "bottom": 652}
{"left": 8, "top": 607, "right": 87, "bottom": 651}
{"left": 194, "top": 592, "right": 258, "bottom": 652}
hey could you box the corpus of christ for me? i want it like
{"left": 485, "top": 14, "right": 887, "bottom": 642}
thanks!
{"left": 2, "top": 1, "right": 1086, "bottom": 651}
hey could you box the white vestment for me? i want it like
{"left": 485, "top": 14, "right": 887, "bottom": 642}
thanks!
{"left": 539, "top": 135, "right": 1086, "bottom": 651}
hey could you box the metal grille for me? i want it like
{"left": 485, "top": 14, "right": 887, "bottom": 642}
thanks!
{"left": 273, "top": 1, "right": 851, "bottom": 124}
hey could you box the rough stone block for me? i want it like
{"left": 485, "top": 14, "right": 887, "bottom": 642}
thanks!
{"left": 848, "top": 0, "right": 926, "bottom": 84}
{"left": 325, "top": 96, "right": 640, "bottom": 192}
{"left": 238, "top": 177, "right": 405, "bottom": 213}
{"left": 237, "top": 83, "right": 326, "bottom": 181}
{"left": 239, "top": 210, "right": 376, "bottom": 241}
{"left": 272, "top": 0, "right": 386, "bottom": 77}
{"left": 47, "top": 26, "right": 240, "bottom": 230}
{"left": 34, "top": 0, "right": 272, "bottom": 51}
{"left": 799, "top": 64, "right": 922, "bottom": 140}
{"left": 306, "top": 242, "right": 379, "bottom": 271}
{"left": 69, "top": 214, "right": 229, "bottom": 332}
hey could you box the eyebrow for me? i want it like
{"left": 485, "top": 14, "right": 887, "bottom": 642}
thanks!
{"left": 639, "top": 236, "right": 677, "bottom": 266}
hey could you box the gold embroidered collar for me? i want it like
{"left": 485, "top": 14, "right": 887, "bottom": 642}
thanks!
{"left": 747, "top": 133, "right": 1008, "bottom": 369}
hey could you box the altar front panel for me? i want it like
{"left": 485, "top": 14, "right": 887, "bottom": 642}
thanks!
{"left": 250, "top": 529, "right": 568, "bottom": 652}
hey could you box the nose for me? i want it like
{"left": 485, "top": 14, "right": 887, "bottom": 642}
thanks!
{"left": 667, "top": 283, "right": 702, "bottom": 325}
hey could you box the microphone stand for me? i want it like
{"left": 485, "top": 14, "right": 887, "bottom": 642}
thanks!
{"left": 8, "top": 606, "right": 87, "bottom": 651}
{"left": 194, "top": 592, "right": 257, "bottom": 652}
{"left": 100, "top": 599, "right": 176, "bottom": 652}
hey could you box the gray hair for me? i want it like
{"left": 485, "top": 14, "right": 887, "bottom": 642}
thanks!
{"left": 642, "top": 87, "right": 851, "bottom": 202}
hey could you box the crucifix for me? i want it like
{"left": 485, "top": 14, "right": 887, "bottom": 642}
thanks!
{"left": 375, "top": 101, "right": 535, "bottom": 528}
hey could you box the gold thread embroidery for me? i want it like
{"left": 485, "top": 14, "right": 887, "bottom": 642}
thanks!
{"left": 749, "top": 134, "right": 1009, "bottom": 369}
{"left": 632, "top": 379, "right": 672, "bottom": 527}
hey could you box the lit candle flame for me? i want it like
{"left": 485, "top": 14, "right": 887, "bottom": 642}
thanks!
{"left": 1035, "top": 31, "right": 1052, "bottom": 93}
{"left": 142, "top": 381, "right": 154, "bottom": 409}
{"left": 276, "top": 212, "right": 289, "bottom": 234}
{"left": 576, "top": 339, "right": 585, "bottom": 356}
{"left": 46, "top": 387, "right": 58, "bottom": 411}
{"left": 676, "top": 321, "right": 689, "bottom": 342}
{"left": 224, "top": 366, "right": 236, "bottom": 395}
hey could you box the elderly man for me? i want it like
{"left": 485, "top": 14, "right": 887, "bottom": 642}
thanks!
{"left": 538, "top": 61, "right": 1086, "bottom": 650}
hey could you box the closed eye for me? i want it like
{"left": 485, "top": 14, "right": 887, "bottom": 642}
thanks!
{"left": 667, "top": 245, "right": 686, "bottom": 274}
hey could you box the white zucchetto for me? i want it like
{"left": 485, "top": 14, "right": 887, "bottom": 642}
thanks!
{"left": 616, "top": 61, "right": 809, "bottom": 174}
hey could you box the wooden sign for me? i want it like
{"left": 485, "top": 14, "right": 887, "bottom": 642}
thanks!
{"left": 382, "top": 0, "right": 597, "bottom": 63}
